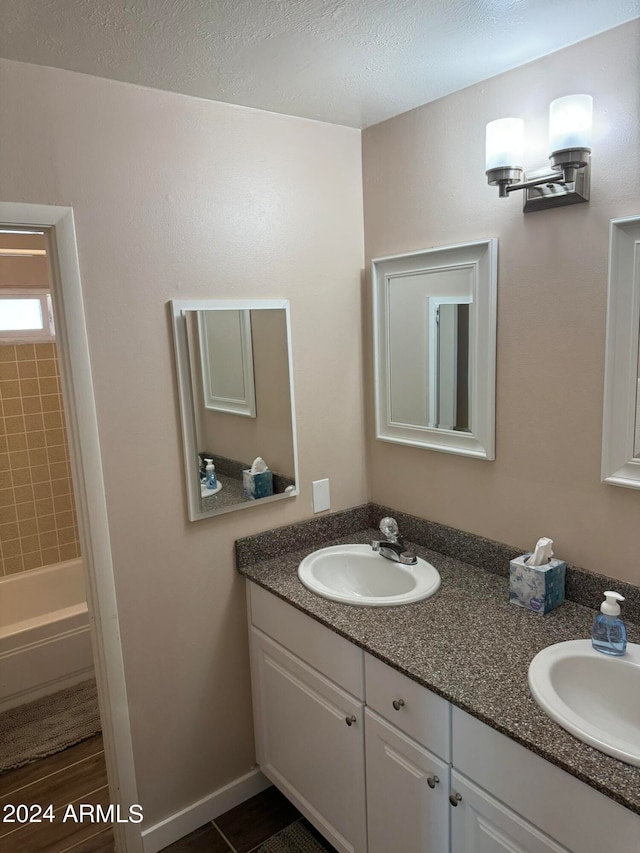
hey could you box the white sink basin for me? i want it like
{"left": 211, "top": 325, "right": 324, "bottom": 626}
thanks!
{"left": 528, "top": 639, "right": 640, "bottom": 767}
{"left": 297, "top": 544, "right": 441, "bottom": 607}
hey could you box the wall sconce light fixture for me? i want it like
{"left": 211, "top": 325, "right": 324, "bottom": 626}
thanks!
{"left": 485, "top": 94, "right": 593, "bottom": 212}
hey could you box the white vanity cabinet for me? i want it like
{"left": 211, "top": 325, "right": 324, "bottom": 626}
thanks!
{"left": 451, "top": 708, "right": 640, "bottom": 853}
{"left": 364, "top": 653, "right": 451, "bottom": 853}
{"left": 247, "top": 582, "right": 640, "bottom": 853}
{"left": 248, "top": 583, "right": 367, "bottom": 853}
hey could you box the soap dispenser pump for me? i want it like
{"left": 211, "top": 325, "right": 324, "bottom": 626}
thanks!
{"left": 591, "top": 591, "right": 627, "bottom": 656}
{"left": 205, "top": 458, "right": 217, "bottom": 490}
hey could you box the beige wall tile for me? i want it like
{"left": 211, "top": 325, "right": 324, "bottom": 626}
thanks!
{"left": 0, "top": 346, "right": 16, "bottom": 362}
{"left": 15, "top": 345, "right": 35, "bottom": 361}
{"left": 2, "top": 539, "right": 21, "bottom": 559}
{"left": 42, "top": 545, "right": 61, "bottom": 564}
{"left": 9, "top": 449, "right": 29, "bottom": 468}
{"left": 35, "top": 496, "right": 54, "bottom": 516}
{"left": 0, "top": 521, "right": 19, "bottom": 540}
{"left": 19, "top": 378, "right": 39, "bottom": 396}
{"left": 23, "top": 551, "right": 44, "bottom": 570}
{"left": 7, "top": 433, "right": 27, "bottom": 451}
{"left": 4, "top": 555, "right": 24, "bottom": 574}
{"left": 22, "top": 396, "right": 42, "bottom": 414}
{"left": 2, "top": 398, "right": 23, "bottom": 416}
{"left": 0, "top": 342, "right": 80, "bottom": 573}
{"left": 0, "top": 380, "right": 20, "bottom": 397}
{"left": 21, "top": 533, "right": 40, "bottom": 554}
{"left": 18, "top": 517, "right": 37, "bottom": 537}
{"left": 17, "top": 361, "right": 37, "bottom": 379}
{"left": 0, "top": 362, "right": 18, "bottom": 380}
{"left": 13, "top": 484, "right": 34, "bottom": 504}
{"left": 0, "top": 504, "right": 17, "bottom": 524}
{"left": 37, "top": 513, "right": 56, "bottom": 533}
{"left": 59, "top": 543, "right": 79, "bottom": 562}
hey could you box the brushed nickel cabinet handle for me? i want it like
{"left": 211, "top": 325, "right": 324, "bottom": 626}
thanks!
{"left": 449, "top": 791, "right": 462, "bottom": 807}
{"left": 345, "top": 715, "right": 357, "bottom": 726}
{"left": 427, "top": 775, "right": 439, "bottom": 789}
{"left": 392, "top": 698, "right": 405, "bottom": 711}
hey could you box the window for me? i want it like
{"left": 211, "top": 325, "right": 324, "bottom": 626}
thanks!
{"left": 0, "top": 290, "right": 55, "bottom": 342}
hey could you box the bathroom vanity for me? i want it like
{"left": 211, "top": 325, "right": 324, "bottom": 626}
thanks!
{"left": 239, "top": 514, "right": 640, "bottom": 853}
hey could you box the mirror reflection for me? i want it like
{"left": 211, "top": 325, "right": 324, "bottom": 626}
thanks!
{"left": 171, "top": 300, "right": 299, "bottom": 520}
{"left": 373, "top": 239, "right": 497, "bottom": 459}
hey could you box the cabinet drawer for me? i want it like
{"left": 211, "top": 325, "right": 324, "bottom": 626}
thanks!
{"left": 365, "top": 652, "right": 450, "bottom": 761}
{"left": 249, "top": 582, "right": 364, "bottom": 699}
{"left": 452, "top": 707, "right": 640, "bottom": 853}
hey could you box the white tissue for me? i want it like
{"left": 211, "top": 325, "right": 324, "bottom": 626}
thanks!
{"left": 525, "top": 537, "right": 554, "bottom": 567}
{"left": 250, "top": 456, "right": 268, "bottom": 474}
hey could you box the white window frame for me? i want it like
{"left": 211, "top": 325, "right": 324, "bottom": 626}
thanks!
{"left": 0, "top": 288, "right": 56, "bottom": 343}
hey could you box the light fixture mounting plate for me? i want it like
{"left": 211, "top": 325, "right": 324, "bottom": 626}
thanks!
{"left": 523, "top": 159, "right": 590, "bottom": 213}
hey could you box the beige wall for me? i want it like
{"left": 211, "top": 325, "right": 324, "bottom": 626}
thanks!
{"left": 362, "top": 21, "right": 640, "bottom": 584}
{"left": 0, "top": 59, "right": 366, "bottom": 824}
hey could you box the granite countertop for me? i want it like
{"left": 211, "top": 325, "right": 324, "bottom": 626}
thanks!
{"left": 237, "top": 527, "right": 640, "bottom": 817}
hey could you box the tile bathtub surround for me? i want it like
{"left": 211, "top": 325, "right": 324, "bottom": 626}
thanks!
{"left": 0, "top": 344, "right": 80, "bottom": 576}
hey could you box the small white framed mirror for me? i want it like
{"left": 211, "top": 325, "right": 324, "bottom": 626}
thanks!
{"left": 601, "top": 215, "right": 640, "bottom": 488}
{"left": 171, "top": 299, "right": 299, "bottom": 520}
{"left": 372, "top": 239, "right": 497, "bottom": 459}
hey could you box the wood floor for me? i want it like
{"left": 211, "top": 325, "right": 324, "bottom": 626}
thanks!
{"left": 0, "top": 734, "right": 113, "bottom": 853}
{"left": 0, "top": 739, "right": 335, "bottom": 853}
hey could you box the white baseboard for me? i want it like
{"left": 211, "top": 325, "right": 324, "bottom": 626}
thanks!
{"left": 141, "top": 768, "right": 270, "bottom": 853}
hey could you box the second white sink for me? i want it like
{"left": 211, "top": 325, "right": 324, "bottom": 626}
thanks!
{"left": 528, "top": 639, "right": 640, "bottom": 767}
{"left": 297, "top": 544, "right": 441, "bottom": 607}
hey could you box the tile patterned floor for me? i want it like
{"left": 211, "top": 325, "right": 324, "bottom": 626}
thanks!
{"left": 161, "top": 786, "right": 337, "bottom": 853}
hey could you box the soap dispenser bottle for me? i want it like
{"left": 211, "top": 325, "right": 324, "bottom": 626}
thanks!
{"left": 205, "top": 459, "right": 217, "bottom": 490}
{"left": 591, "top": 591, "right": 627, "bottom": 656}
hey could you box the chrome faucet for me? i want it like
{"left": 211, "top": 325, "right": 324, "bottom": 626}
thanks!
{"left": 371, "top": 517, "right": 417, "bottom": 565}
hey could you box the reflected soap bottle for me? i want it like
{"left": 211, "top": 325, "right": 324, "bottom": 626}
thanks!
{"left": 205, "top": 459, "right": 217, "bottom": 490}
{"left": 591, "top": 591, "right": 627, "bottom": 656}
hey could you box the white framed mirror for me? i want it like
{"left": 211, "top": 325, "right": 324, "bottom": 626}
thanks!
{"left": 601, "top": 215, "right": 640, "bottom": 488}
{"left": 198, "top": 309, "right": 256, "bottom": 417}
{"left": 372, "top": 239, "right": 497, "bottom": 459}
{"left": 171, "top": 299, "right": 299, "bottom": 520}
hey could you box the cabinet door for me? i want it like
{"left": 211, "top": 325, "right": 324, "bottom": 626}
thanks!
{"left": 250, "top": 627, "right": 366, "bottom": 853}
{"left": 450, "top": 771, "right": 569, "bottom": 853}
{"left": 365, "top": 709, "right": 450, "bottom": 853}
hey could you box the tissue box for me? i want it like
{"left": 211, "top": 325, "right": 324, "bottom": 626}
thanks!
{"left": 509, "top": 554, "right": 566, "bottom": 614}
{"left": 242, "top": 469, "right": 273, "bottom": 500}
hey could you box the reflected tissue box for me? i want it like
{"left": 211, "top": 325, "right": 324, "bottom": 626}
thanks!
{"left": 509, "top": 555, "right": 566, "bottom": 614}
{"left": 242, "top": 469, "right": 273, "bottom": 500}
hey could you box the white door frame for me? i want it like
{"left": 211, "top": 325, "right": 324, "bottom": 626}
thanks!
{"left": 0, "top": 202, "right": 141, "bottom": 853}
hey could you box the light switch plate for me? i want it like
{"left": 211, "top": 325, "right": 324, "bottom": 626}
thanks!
{"left": 312, "top": 478, "right": 330, "bottom": 513}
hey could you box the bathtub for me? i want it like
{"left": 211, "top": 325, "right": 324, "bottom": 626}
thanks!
{"left": 0, "top": 559, "right": 95, "bottom": 713}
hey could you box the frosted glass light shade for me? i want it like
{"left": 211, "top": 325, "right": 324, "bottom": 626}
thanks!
{"left": 549, "top": 95, "right": 592, "bottom": 153}
{"left": 485, "top": 118, "right": 524, "bottom": 171}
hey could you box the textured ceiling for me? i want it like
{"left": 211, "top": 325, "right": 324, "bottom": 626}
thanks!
{"left": 1, "top": 0, "right": 638, "bottom": 127}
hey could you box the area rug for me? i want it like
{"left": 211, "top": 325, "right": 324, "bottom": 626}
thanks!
{"left": 255, "top": 820, "right": 332, "bottom": 853}
{"left": 0, "top": 679, "right": 101, "bottom": 773}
